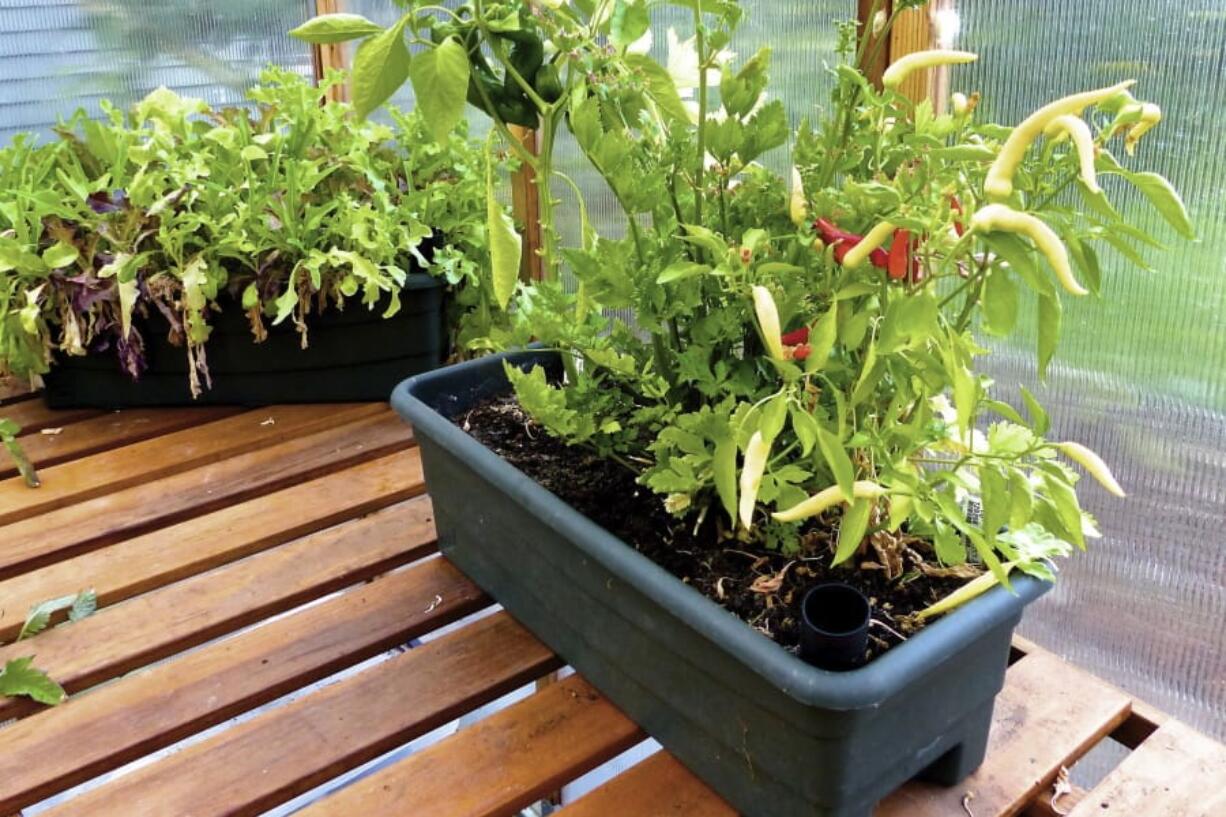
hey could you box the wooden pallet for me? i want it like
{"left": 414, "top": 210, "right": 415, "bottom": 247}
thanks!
{"left": 1, "top": 399, "right": 1223, "bottom": 817}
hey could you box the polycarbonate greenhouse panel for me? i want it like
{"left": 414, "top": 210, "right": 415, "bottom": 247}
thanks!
{"left": 950, "top": 0, "right": 1226, "bottom": 745}
{"left": 0, "top": 0, "right": 317, "bottom": 144}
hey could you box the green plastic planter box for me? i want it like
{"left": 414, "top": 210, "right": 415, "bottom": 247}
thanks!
{"left": 44, "top": 274, "right": 445, "bottom": 409}
{"left": 392, "top": 349, "right": 1050, "bottom": 817}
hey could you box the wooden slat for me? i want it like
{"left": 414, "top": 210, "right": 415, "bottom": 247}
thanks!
{"left": 0, "top": 402, "right": 101, "bottom": 435}
{"left": 877, "top": 652, "right": 1133, "bottom": 817}
{"left": 0, "top": 411, "right": 413, "bottom": 578}
{"left": 40, "top": 613, "right": 561, "bottom": 817}
{"left": 301, "top": 674, "right": 643, "bottom": 817}
{"left": 0, "top": 403, "right": 385, "bottom": 525}
{"left": 0, "top": 406, "right": 239, "bottom": 478}
{"left": 1067, "top": 720, "right": 1226, "bottom": 817}
{"left": 0, "top": 493, "right": 438, "bottom": 721}
{"left": 555, "top": 751, "right": 735, "bottom": 817}
{"left": 0, "top": 376, "right": 34, "bottom": 404}
{"left": 0, "top": 559, "right": 488, "bottom": 814}
{"left": 0, "top": 448, "right": 424, "bottom": 639}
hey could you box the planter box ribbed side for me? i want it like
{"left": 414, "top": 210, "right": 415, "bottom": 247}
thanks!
{"left": 393, "top": 349, "right": 1050, "bottom": 817}
{"left": 43, "top": 273, "right": 446, "bottom": 408}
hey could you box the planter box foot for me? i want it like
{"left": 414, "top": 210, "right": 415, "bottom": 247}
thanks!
{"left": 918, "top": 699, "right": 995, "bottom": 785}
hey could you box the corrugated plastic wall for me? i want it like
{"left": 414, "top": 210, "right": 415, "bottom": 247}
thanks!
{"left": 950, "top": 0, "right": 1226, "bottom": 746}
{"left": 0, "top": 0, "right": 315, "bottom": 143}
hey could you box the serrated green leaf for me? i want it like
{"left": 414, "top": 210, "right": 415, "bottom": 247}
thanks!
{"left": 289, "top": 13, "right": 384, "bottom": 44}
{"left": 624, "top": 54, "right": 689, "bottom": 125}
{"left": 0, "top": 657, "right": 65, "bottom": 706}
{"left": 610, "top": 0, "right": 650, "bottom": 47}
{"left": 69, "top": 588, "right": 97, "bottom": 622}
{"left": 19, "top": 594, "right": 77, "bottom": 640}
{"left": 352, "top": 16, "right": 412, "bottom": 119}
{"left": 410, "top": 37, "right": 471, "bottom": 143}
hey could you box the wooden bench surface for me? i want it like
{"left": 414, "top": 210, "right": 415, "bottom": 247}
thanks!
{"left": 1, "top": 392, "right": 1223, "bottom": 816}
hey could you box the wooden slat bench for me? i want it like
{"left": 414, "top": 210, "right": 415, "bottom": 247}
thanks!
{"left": 1, "top": 400, "right": 1222, "bottom": 816}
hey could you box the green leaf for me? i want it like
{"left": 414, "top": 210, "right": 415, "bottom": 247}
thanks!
{"left": 19, "top": 594, "right": 77, "bottom": 641}
{"left": 790, "top": 406, "right": 819, "bottom": 456}
{"left": 486, "top": 146, "right": 522, "bottom": 310}
{"left": 804, "top": 302, "right": 838, "bottom": 373}
{"left": 656, "top": 261, "right": 709, "bottom": 284}
{"left": 832, "top": 498, "right": 872, "bottom": 567}
{"left": 816, "top": 425, "right": 854, "bottom": 500}
{"left": 982, "top": 267, "right": 1018, "bottom": 336}
{"left": 979, "top": 466, "right": 1009, "bottom": 541}
{"left": 610, "top": 0, "right": 650, "bottom": 47}
{"left": 0, "top": 657, "right": 65, "bottom": 706}
{"left": 240, "top": 145, "right": 268, "bottom": 161}
{"left": 1008, "top": 470, "right": 1034, "bottom": 529}
{"left": 1019, "top": 385, "right": 1050, "bottom": 435}
{"left": 1065, "top": 237, "right": 1102, "bottom": 296}
{"left": 1126, "top": 171, "right": 1196, "bottom": 239}
{"left": 351, "top": 16, "right": 412, "bottom": 119}
{"left": 759, "top": 394, "right": 788, "bottom": 442}
{"left": 1036, "top": 293, "right": 1062, "bottom": 381}
{"left": 289, "top": 13, "right": 384, "bottom": 44}
{"left": 1043, "top": 473, "right": 1085, "bottom": 550}
{"left": 712, "top": 437, "right": 737, "bottom": 525}
{"left": 69, "top": 589, "right": 98, "bottom": 622}
{"left": 933, "top": 521, "right": 966, "bottom": 565}
{"left": 624, "top": 54, "right": 690, "bottom": 125}
{"left": 41, "top": 242, "right": 79, "bottom": 269}
{"left": 409, "top": 37, "right": 472, "bottom": 143}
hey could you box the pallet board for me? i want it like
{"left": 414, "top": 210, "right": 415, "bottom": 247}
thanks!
{"left": 0, "top": 399, "right": 1221, "bottom": 816}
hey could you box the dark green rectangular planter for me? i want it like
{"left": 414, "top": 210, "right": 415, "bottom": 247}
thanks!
{"left": 44, "top": 273, "right": 446, "bottom": 409}
{"left": 391, "top": 349, "right": 1050, "bottom": 817}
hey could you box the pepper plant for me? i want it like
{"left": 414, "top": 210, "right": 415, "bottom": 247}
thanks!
{"left": 0, "top": 69, "right": 499, "bottom": 395}
{"left": 309, "top": 0, "right": 1190, "bottom": 616}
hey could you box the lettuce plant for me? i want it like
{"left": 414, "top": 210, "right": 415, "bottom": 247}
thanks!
{"left": 0, "top": 69, "right": 498, "bottom": 395}
{"left": 304, "top": 1, "right": 1190, "bottom": 616}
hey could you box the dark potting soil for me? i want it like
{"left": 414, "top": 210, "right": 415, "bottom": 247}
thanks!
{"left": 458, "top": 397, "right": 975, "bottom": 662}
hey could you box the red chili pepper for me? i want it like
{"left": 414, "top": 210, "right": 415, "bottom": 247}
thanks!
{"left": 781, "top": 326, "right": 810, "bottom": 346}
{"left": 950, "top": 196, "right": 966, "bottom": 237}
{"left": 790, "top": 343, "right": 812, "bottom": 361}
{"left": 887, "top": 229, "right": 909, "bottom": 281}
{"left": 816, "top": 217, "right": 889, "bottom": 269}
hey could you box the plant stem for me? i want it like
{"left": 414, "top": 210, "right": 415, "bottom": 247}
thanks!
{"left": 692, "top": 0, "right": 707, "bottom": 227}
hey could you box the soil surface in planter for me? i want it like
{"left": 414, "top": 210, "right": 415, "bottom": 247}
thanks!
{"left": 459, "top": 397, "right": 976, "bottom": 662}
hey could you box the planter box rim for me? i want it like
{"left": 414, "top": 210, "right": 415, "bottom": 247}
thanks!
{"left": 391, "top": 348, "right": 1048, "bottom": 711}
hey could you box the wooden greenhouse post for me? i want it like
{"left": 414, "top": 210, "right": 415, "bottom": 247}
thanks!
{"left": 857, "top": 0, "right": 957, "bottom": 107}
{"left": 312, "top": 0, "right": 350, "bottom": 103}
{"left": 509, "top": 126, "right": 544, "bottom": 282}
